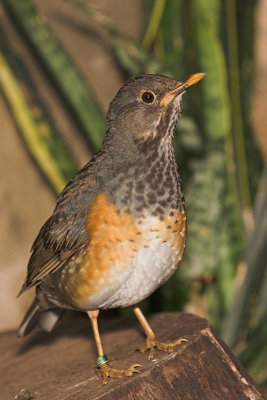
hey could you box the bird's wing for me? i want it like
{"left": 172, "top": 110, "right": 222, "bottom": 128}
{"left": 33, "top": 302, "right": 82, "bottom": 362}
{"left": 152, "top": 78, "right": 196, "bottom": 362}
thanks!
{"left": 19, "top": 162, "right": 100, "bottom": 295}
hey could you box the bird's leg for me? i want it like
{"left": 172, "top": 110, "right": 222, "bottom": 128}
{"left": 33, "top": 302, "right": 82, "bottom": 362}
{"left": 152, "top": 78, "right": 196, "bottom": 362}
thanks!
{"left": 132, "top": 306, "right": 187, "bottom": 360}
{"left": 88, "top": 310, "right": 141, "bottom": 384}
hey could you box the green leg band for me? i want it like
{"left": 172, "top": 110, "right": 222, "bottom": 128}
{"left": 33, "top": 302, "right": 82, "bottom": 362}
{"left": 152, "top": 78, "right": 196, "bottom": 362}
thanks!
{"left": 96, "top": 354, "right": 109, "bottom": 367}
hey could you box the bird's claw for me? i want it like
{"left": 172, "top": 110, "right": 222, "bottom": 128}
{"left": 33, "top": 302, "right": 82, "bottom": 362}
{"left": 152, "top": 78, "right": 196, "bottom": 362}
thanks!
{"left": 97, "top": 363, "right": 141, "bottom": 384}
{"left": 136, "top": 335, "right": 187, "bottom": 360}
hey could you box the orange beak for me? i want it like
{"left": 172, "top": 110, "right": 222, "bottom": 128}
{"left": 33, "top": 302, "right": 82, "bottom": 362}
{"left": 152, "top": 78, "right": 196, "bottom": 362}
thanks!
{"left": 160, "top": 72, "right": 206, "bottom": 105}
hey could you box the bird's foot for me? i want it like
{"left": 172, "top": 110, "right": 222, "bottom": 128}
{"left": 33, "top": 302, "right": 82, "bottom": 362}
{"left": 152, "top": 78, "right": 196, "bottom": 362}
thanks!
{"left": 136, "top": 335, "right": 187, "bottom": 360}
{"left": 97, "top": 362, "right": 141, "bottom": 384}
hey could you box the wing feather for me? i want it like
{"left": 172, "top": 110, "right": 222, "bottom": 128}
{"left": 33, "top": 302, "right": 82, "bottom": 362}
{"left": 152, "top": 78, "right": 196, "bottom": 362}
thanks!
{"left": 19, "top": 161, "right": 100, "bottom": 294}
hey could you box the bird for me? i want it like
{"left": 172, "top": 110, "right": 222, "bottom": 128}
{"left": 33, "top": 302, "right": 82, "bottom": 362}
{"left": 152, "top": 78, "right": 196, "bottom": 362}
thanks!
{"left": 17, "top": 72, "right": 205, "bottom": 384}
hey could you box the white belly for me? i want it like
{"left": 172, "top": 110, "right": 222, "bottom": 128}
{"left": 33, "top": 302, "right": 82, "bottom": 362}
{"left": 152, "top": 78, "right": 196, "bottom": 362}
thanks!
{"left": 79, "top": 237, "right": 180, "bottom": 310}
{"left": 51, "top": 211, "right": 186, "bottom": 311}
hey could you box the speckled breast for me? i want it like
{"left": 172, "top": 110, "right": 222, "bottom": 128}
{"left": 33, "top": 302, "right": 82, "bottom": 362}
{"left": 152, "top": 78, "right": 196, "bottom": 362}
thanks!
{"left": 57, "top": 193, "right": 186, "bottom": 311}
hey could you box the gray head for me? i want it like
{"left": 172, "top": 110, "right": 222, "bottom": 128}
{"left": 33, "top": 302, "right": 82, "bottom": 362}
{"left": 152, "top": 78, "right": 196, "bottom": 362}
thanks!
{"left": 106, "top": 73, "right": 205, "bottom": 144}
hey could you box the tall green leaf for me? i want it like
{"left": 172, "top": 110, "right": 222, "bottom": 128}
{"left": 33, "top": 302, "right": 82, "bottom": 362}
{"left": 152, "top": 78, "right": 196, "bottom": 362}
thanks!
{"left": 226, "top": 0, "right": 252, "bottom": 224}
{"left": 2, "top": 0, "right": 105, "bottom": 152}
{"left": 181, "top": 0, "right": 243, "bottom": 326}
{"left": 0, "top": 50, "right": 71, "bottom": 193}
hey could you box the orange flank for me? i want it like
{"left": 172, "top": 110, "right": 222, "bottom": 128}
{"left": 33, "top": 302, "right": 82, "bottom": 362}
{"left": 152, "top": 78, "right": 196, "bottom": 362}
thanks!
{"left": 62, "top": 192, "right": 187, "bottom": 305}
{"left": 63, "top": 193, "right": 141, "bottom": 303}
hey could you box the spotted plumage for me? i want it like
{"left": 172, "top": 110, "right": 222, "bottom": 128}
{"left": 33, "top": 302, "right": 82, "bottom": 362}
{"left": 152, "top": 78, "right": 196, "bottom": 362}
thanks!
{"left": 18, "top": 72, "right": 205, "bottom": 383}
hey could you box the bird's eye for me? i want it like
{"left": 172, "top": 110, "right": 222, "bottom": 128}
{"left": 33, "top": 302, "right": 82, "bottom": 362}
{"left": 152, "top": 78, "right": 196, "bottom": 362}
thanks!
{"left": 140, "top": 90, "right": 156, "bottom": 104}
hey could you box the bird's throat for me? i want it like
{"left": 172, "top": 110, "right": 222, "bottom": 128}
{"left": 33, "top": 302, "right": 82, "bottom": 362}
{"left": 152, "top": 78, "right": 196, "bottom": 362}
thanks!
{"left": 101, "top": 135, "right": 184, "bottom": 219}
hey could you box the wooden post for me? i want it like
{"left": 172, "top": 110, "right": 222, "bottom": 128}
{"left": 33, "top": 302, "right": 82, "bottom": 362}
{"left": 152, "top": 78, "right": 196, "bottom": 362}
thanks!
{"left": 1, "top": 312, "right": 265, "bottom": 399}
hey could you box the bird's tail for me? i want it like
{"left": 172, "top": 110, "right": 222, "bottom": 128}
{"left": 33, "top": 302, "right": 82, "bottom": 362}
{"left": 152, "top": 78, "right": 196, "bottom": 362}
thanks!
{"left": 17, "top": 289, "right": 64, "bottom": 338}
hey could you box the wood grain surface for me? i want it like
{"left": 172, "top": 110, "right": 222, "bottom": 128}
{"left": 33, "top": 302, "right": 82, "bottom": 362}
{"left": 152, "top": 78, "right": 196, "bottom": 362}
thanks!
{"left": 1, "top": 312, "right": 265, "bottom": 400}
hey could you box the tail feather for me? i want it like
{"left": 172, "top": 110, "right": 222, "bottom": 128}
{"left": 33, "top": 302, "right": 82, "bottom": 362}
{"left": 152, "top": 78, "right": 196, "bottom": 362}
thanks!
{"left": 18, "top": 291, "right": 64, "bottom": 338}
{"left": 37, "top": 308, "right": 64, "bottom": 333}
{"left": 17, "top": 297, "right": 40, "bottom": 338}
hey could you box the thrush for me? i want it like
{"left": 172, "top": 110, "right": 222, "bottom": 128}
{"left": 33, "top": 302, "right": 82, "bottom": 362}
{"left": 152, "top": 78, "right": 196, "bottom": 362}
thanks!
{"left": 18, "top": 72, "right": 205, "bottom": 384}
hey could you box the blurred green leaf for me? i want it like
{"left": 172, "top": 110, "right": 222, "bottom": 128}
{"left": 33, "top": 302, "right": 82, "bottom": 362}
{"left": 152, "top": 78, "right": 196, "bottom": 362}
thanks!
{"left": 64, "top": 0, "right": 167, "bottom": 77}
{"left": 188, "top": 0, "right": 231, "bottom": 142}
{"left": 0, "top": 25, "right": 77, "bottom": 189}
{"left": 237, "top": 0, "right": 263, "bottom": 204}
{"left": 0, "top": 50, "right": 71, "bottom": 193}
{"left": 223, "top": 169, "right": 267, "bottom": 348}
{"left": 2, "top": 0, "right": 105, "bottom": 152}
{"left": 141, "top": 0, "right": 167, "bottom": 50}
{"left": 226, "top": 0, "right": 252, "bottom": 222}
{"left": 156, "top": 0, "right": 185, "bottom": 78}
{"left": 178, "top": 0, "right": 244, "bottom": 327}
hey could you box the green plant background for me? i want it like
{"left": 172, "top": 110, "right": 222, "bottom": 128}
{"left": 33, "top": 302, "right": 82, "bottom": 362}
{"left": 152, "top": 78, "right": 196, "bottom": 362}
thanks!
{"left": 0, "top": 0, "right": 266, "bottom": 386}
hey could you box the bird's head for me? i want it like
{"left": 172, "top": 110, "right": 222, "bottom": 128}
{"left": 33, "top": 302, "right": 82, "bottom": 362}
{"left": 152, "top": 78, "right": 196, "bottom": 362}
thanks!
{"left": 106, "top": 73, "right": 205, "bottom": 146}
